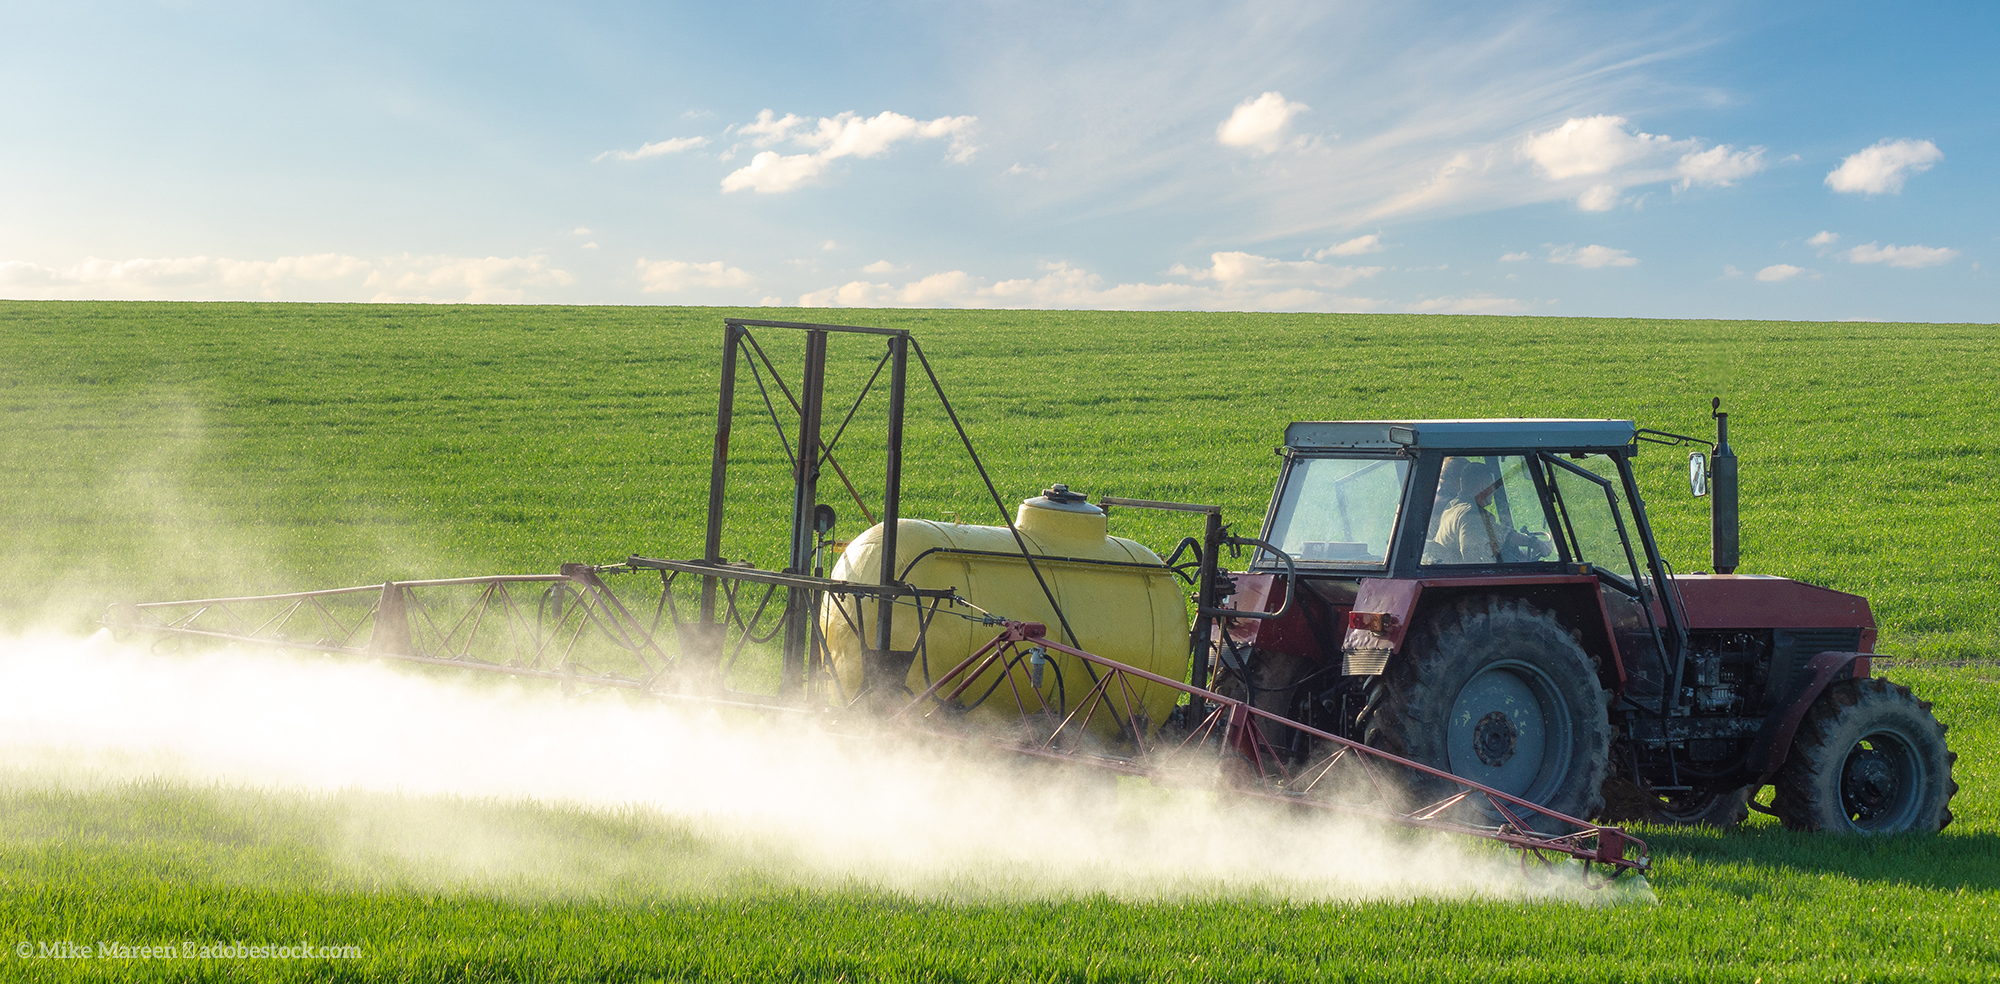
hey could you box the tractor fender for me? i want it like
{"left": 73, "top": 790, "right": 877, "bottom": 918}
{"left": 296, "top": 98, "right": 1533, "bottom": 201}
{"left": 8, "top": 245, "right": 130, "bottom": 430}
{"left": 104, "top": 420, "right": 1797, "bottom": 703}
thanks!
{"left": 1748, "top": 651, "right": 1872, "bottom": 781}
{"left": 1342, "top": 575, "right": 1625, "bottom": 690}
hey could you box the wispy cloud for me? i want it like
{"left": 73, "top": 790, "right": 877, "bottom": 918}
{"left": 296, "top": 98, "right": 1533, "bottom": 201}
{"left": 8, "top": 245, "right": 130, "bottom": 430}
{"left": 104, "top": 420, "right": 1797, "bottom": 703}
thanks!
{"left": 1675, "top": 144, "right": 1766, "bottom": 188}
{"left": 1755, "top": 264, "right": 1812, "bottom": 282}
{"left": 720, "top": 109, "right": 979, "bottom": 193}
{"left": 594, "top": 136, "right": 711, "bottom": 162}
{"left": 1406, "top": 294, "right": 1529, "bottom": 314}
{"left": 799, "top": 253, "right": 1383, "bottom": 311}
{"left": 0, "top": 253, "right": 574, "bottom": 303}
{"left": 366, "top": 256, "right": 576, "bottom": 303}
{"left": 966, "top": 3, "right": 1732, "bottom": 239}
{"left": 1840, "top": 242, "right": 1958, "bottom": 268}
{"left": 1314, "top": 234, "right": 1384, "bottom": 258}
{"left": 1547, "top": 244, "right": 1638, "bottom": 268}
{"left": 635, "top": 258, "right": 754, "bottom": 292}
{"left": 1825, "top": 139, "right": 1941, "bottom": 195}
{"left": 1168, "top": 251, "right": 1382, "bottom": 289}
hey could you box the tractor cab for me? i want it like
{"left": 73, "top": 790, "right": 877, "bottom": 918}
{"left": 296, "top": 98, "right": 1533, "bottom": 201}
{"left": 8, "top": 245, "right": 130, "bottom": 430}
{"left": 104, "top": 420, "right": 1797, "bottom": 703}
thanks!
{"left": 1260, "top": 418, "right": 1660, "bottom": 591}
{"left": 1251, "top": 419, "right": 1680, "bottom": 688}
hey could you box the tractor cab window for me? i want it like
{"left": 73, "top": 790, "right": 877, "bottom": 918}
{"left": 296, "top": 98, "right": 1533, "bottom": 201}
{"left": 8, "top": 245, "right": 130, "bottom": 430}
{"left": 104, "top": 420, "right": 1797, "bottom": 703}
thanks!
{"left": 1265, "top": 456, "right": 1409, "bottom": 569}
{"left": 1422, "top": 455, "right": 1559, "bottom": 566}
{"left": 1544, "top": 453, "right": 1641, "bottom": 589}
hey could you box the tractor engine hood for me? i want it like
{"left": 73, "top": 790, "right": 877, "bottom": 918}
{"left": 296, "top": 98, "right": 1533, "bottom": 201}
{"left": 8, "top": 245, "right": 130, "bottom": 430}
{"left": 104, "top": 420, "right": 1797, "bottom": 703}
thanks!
{"left": 1671, "top": 574, "right": 1876, "bottom": 649}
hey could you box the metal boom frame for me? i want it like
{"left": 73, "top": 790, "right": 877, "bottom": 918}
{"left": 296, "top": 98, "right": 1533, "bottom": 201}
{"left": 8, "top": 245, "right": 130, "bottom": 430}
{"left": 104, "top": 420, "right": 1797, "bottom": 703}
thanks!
{"left": 106, "top": 318, "right": 1651, "bottom": 880}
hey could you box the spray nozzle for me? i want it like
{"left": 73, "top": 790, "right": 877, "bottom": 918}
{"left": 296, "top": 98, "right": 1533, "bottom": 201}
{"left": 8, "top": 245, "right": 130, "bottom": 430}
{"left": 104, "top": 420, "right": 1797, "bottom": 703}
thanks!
{"left": 1027, "top": 645, "right": 1048, "bottom": 689}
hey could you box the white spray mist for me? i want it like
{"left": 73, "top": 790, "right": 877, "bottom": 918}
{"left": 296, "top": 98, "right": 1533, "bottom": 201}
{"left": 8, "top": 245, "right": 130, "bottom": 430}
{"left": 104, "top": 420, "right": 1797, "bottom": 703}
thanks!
{"left": 0, "top": 630, "right": 1650, "bottom": 904}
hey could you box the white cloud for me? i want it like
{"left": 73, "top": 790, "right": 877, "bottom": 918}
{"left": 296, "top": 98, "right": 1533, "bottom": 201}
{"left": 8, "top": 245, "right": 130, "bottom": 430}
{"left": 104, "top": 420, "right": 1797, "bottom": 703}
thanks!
{"left": 1675, "top": 144, "right": 1766, "bottom": 188}
{"left": 634, "top": 258, "right": 754, "bottom": 293}
{"left": 0, "top": 253, "right": 572, "bottom": 303}
{"left": 721, "top": 109, "right": 979, "bottom": 193}
{"left": 798, "top": 254, "right": 1383, "bottom": 312}
{"left": 580, "top": 242, "right": 599, "bottom": 250}
{"left": 572, "top": 227, "right": 592, "bottom": 236}
{"left": 1575, "top": 184, "right": 1620, "bottom": 211}
{"left": 1216, "top": 92, "right": 1311, "bottom": 154}
{"left": 0, "top": 261, "right": 70, "bottom": 287}
{"left": 594, "top": 136, "right": 711, "bottom": 162}
{"left": 1519, "top": 116, "right": 1675, "bottom": 180}
{"left": 861, "top": 260, "right": 898, "bottom": 274}
{"left": 1405, "top": 295, "right": 1529, "bottom": 314}
{"left": 735, "top": 110, "right": 807, "bottom": 146}
{"left": 1547, "top": 244, "right": 1637, "bottom": 268}
{"left": 1314, "top": 234, "right": 1384, "bottom": 258}
{"left": 1755, "top": 264, "right": 1811, "bottom": 282}
{"left": 1825, "top": 139, "right": 1941, "bottom": 195}
{"left": 805, "top": 111, "right": 979, "bottom": 162}
{"left": 1721, "top": 265, "right": 1745, "bottom": 278}
{"left": 1840, "top": 242, "right": 1958, "bottom": 269}
{"left": 1169, "top": 251, "right": 1382, "bottom": 289}
{"left": 363, "top": 255, "right": 577, "bottom": 303}
{"left": 721, "top": 151, "right": 831, "bottom": 194}
{"left": 1491, "top": 117, "right": 1769, "bottom": 214}
{"left": 1498, "top": 252, "right": 1531, "bottom": 262}
{"left": 1807, "top": 230, "right": 1839, "bottom": 247}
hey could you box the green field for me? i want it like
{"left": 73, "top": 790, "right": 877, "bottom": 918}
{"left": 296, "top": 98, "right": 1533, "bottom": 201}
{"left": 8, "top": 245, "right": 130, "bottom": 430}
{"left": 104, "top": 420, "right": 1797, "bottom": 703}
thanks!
{"left": 2, "top": 301, "right": 1998, "bottom": 981}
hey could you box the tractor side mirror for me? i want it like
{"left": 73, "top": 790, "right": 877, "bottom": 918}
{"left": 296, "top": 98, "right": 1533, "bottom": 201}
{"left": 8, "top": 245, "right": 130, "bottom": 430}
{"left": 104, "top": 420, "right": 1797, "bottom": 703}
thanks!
{"left": 1688, "top": 451, "right": 1708, "bottom": 497}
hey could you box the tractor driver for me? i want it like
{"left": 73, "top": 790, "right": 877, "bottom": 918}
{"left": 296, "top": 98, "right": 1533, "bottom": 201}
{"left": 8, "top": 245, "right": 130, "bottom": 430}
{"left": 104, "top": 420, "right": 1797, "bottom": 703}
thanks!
{"left": 1425, "top": 457, "right": 1553, "bottom": 565}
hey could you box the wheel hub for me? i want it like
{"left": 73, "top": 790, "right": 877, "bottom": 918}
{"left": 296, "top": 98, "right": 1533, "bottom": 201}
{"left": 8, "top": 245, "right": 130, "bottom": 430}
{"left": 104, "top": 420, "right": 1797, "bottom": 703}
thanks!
{"left": 1841, "top": 746, "right": 1900, "bottom": 820}
{"left": 1445, "top": 660, "right": 1568, "bottom": 798}
{"left": 1473, "top": 711, "right": 1518, "bottom": 767}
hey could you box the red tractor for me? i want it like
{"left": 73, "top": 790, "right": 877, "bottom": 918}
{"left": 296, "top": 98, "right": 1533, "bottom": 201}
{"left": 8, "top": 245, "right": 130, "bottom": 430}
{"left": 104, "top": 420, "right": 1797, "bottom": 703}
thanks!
{"left": 1202, "top": 405, "right": 1957, "bottom": 832}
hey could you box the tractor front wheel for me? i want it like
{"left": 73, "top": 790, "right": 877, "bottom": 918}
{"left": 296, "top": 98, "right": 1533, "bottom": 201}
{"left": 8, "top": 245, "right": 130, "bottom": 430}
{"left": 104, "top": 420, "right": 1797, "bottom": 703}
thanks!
{"left": 1361, "top": 598, "right": 1612, "bottom": 828}
{"left": 1773, "top": 677, "right": 1957, "bottom": 834}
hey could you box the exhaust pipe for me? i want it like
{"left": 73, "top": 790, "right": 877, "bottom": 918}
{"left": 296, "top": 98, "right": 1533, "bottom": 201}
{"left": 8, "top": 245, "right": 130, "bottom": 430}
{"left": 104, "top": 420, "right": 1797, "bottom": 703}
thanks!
{"left": 1710, "top": 397, "right": 1739, "bottom": 574}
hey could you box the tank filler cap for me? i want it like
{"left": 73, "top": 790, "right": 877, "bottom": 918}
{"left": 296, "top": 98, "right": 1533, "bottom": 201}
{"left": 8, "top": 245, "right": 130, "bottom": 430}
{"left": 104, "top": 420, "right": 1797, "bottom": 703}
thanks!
{"left": 1042, "top": 484, "right": 1087, "bottom": 503}
{"left": 1024, "top": 483, "right": 1102, "bottom": 515}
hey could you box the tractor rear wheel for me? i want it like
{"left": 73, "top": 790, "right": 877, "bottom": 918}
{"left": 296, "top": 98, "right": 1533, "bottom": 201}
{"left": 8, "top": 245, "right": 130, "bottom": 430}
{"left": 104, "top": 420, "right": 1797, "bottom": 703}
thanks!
{"left": 1773, "top": 677, "right": 1957, "bottom": 834}
{"left": 1360, "top": 598, "right": 1611, "bottom": 828}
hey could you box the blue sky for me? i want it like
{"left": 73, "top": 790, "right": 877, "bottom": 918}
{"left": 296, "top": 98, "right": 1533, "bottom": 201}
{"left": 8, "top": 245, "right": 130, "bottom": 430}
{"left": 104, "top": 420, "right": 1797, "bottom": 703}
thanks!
{"left": 1, "top": 1, "right": 1992, "bottom": 320}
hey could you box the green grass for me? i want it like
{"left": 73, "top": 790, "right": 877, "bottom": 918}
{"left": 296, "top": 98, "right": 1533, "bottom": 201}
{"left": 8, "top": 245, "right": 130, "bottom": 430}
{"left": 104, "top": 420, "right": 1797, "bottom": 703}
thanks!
{"left": 2, "top": 301, "right": 1998, "bottom": 981}
{"left": 1, "top": 665, "right": 1995, "bottom": 983}
{"left": 2, "top": 302, "right": 1995, "bottom": 654}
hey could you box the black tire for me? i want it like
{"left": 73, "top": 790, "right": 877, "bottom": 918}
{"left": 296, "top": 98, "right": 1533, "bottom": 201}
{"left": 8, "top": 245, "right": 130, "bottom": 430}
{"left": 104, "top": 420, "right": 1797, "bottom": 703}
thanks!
{"left": 1599, "top": 776, "right": 1752, "bottom": 829}
{"left": 1654, "top": 785, "right": 1753, "bottom": 828}
{"left": 1361, "top": 598, "right": 1612, "bottom": 828}
{"left": 1773, "top": 677, "right": 1957, "bottom": 834}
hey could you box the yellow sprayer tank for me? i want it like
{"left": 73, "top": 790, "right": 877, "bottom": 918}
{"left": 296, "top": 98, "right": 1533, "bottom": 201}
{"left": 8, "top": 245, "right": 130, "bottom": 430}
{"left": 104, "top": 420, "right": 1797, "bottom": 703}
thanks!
{"left": 821, "top": 488, "right": 1190, "bottom": 741}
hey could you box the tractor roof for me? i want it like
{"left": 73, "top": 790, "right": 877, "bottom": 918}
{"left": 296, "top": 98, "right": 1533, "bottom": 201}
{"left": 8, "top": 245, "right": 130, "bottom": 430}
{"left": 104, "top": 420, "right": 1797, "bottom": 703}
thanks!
{"left": 1284, "top": 418, "right": 1637, "bottom": 452}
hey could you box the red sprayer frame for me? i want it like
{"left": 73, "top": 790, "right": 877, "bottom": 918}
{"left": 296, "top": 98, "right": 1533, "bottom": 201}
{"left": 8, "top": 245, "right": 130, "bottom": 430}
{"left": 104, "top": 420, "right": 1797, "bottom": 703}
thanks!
{"left": 898, "top": 621, "right": 1648, "bottom": 878}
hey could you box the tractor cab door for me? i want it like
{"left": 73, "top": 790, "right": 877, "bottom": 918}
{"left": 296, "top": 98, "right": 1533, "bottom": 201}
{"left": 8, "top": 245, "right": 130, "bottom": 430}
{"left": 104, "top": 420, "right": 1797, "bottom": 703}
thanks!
{"left": 1539, "top": 453, "right": 1673, "bottom": 708}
